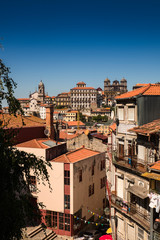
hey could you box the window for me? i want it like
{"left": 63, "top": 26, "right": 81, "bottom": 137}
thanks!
{"left": 117, "top": 107, "right": 124, "bottom": 120}
{"left": 100, "top": 160, "right": 105, "bottom": 171}
{"left": 89, "top": 185, "right": 92, "bottom": 197}
{"left": 65, "top": 214, "right": 70, "bottom": 231}
{"left": 92, "top": 164, "right": 94, "bottom": 176}
{"left": 64, "top": 170, "right": 70, "bottom": 185}
{"left": 79, "top": 169, "right": 82, "bottom": 182}
{"left": 64, "top": 195, "right": 70, "bottom": 209}
{"left": 89, "top": 183, "right": 94, "bottom": 197}
{"left": 45, "top": 211, "right": 57, "bottom": 228}
{"left": 101, "top": 177, "right": 105, "bottom": 189}
{"left": 128, "top": 106, "right": 135, "bottom": 121}
{"left": 92, "top": 183, "right": 94, "bottom": 195}
{"left": 59, "top": 213, "right": 64, "bottom": 230}
{"left": 138, "top": 227, "right": 144, "bottom": 240}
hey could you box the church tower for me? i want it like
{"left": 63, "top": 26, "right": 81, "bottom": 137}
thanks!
{"left": 38, "top": 80, "right": 45, "bottom": 103}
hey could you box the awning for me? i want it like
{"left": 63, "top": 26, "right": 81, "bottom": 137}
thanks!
{"left": 127, "top": 185, "right": 149, "bottom": 199}
{"left": 142, "top": 172, "right": 160, "bottom": 181}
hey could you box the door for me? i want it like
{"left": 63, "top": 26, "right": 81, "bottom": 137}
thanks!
{"left": 117, "top": 176, "right": 124, "bottom": 199}
{"left": 127, "top": 224, "right": 135, "bottom": 240}
{"left": 119, "top": 144, "right": 124, "bottom": 159}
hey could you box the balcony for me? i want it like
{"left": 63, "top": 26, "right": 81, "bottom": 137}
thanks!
{"left": 111, "top": 193, "right": 150, "bottom": 230}
{"left": 113, "top": 153, "right": 149, "bottom": 173}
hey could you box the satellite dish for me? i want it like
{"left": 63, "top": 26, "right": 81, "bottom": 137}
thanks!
{"left": 44, "top": 128, "right": 49, "bottom": 136}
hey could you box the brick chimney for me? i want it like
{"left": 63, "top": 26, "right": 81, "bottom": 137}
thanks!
{"left": 46, "top": 104, "right": 54, "bottom": 140}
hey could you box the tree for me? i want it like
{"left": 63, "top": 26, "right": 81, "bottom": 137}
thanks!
{"left": 79, "top": 112, "right": 86, "bottom": 122}
{"left": 0, "top": 59, "right": 51, "bottom": 240}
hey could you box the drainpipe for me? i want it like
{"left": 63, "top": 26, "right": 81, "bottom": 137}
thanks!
{"left": 150, "top": 207, "right": 154, "bottom": 240}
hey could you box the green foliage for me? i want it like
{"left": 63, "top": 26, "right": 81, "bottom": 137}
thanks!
{"left": 79, "top": 112, "right": 86, "bottom": 122}
{"left": 0, "top": 59, "right": 51, "bottom": 240}
{"left": 54, "top": 105, "right": 68, "bottom": 109}
{"left": 92, "top": 114, "right": 108, "bottom": 122}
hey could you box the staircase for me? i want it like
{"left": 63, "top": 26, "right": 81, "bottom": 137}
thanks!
{"left": 23, "top": 225, "right": 57, "bottom": 240}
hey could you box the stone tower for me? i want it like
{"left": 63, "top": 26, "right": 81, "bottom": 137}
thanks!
{"left": 38, "top": 80, "right": 45, "bottom": 103}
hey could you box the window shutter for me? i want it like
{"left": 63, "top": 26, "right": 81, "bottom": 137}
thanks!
{"left": 128, "top": 107, "right": 135, "bottom": 121}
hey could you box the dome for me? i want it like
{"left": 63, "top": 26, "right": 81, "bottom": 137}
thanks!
{"left": 113, "top": 80, "right": 119, "bottom": 85}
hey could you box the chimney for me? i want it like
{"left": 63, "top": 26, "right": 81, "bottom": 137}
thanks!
{"left": 46, "top": 104, "right": 54, "bottom": 140}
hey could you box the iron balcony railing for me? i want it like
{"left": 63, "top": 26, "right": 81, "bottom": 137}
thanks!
{"left": 111, "top": 193, "right": 150, "bottom": 225}
{"left": 113, "top": 153, "right": 151, "bottom": 173}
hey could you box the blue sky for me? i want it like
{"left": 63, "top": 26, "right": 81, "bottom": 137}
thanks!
{"left": 1, "top": 0, "right": 160, "bottom": 98}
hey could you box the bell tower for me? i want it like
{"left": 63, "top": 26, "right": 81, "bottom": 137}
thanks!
{"left": 38, "top": 80, "right": 45, "bottom": 103}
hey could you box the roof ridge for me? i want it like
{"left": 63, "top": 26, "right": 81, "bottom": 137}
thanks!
{"left": 64, "top": 154, "right": 70, "bottom": 163}
{"left": 34, "top": 139, "right": 42, "bottom": 148}
{"left": 141, "top": 83, "right": 151, "bottom": 95}
{"left": 66, "top": 147, "right": 84, "bottom": 155}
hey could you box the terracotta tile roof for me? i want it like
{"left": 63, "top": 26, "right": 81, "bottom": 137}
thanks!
{"left": 116, "top": 84, "right": 160, "bottom": 99}
{"left": 110, "top": 123, "right": 116, "bottom": 131}
{"left": 0, "top": 114, "right": 45, "bottom": 128}
{"left": 150, "top": 161, "right": 160, "bottom": 171}
{"left": 115, "top": 84, "right": 151, "bottom": 99}
{"left": 71, "top": 87, "right": 95, "bottom": 90}
{"left": 51, "top": 96, "right": 55, "bottom": 99}
{"left": 92, "top": 133, "right": 108, "bottom": 140}
{"left": 67, "top": 111, "right": 78, "bottom": 113}
{"left": 143, "top": 85, "right": 160, "bottom": 95}
{"left": 16, "top": 138, "right": 59, "bottom": 149}
{"left": 128, "top": 119, "right": 160, "bottom": 135}
{"left": 59, "top": 129, "right": 84, "bottom": 140}
{"left": 135, "top": 83, "right": 149, "bottom": 86}
{"left": 40, "top": 104, "right": 47, "bottom": 107}
{"left": 67, "top": 121, "right": 85, "bottom": 126}
{"left": 17, "top": 98, "right": 30, "bottom": 101}
{"left": 52, "top": 147, "right": 100, "bottom": 163}
{"left": 45, "top": 95, "right": 51, "bottom": 98}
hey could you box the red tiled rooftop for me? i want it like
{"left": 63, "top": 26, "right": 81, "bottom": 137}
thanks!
{"left": 115, "top": 84, "right": 160, "bottom": 99}
{"left": 135, "top": 83, "right": 149, "bottom": 86}
{"left": 40, "top": 104, "right": 47, "bottom": 107}
{"left": 52, "top": 147, "right": 100, "bottom": 163}
{"left": 0, "top": 114, "right": 45, "bottom": 128}
{"left": 92, "top": 134, "right": 108, "bottom": 140}
{"left": 67, "top": 121, "right": 85, "bottom": 126}
{"left": 59, "top": 129, "right": 84, "bottom": 140}
{"left": 67, "top": 110, "right": 78, "bottom": 113}
{"left": 72, "top": 87, "right": 95, "bottom": 90}
{"left": 16, "top": 138, "right": 59, "bottom": 149}
{"left": 128, "top": 119, "right": 160, "bottom": 135}
{"left": 150, "top": 161, "right": 160, "bottom": 171}
{"left": 17, "top": 98, "right": 30, "bottom": 101}
{"left": 110, "top": 123, "right": 116, "bottom": 131}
